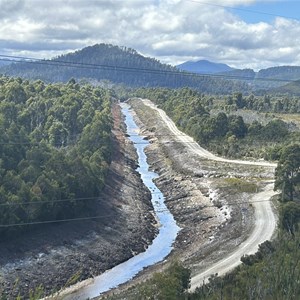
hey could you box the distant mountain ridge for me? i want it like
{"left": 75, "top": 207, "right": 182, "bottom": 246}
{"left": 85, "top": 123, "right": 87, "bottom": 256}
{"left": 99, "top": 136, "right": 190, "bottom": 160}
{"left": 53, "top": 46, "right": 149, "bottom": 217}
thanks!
{"left": 272, "top": 79, "right": 300, "bottom": 95}
{"left": 177, "top": 59, "right": 300, "bottom": 91}
{"left": 2, "top": 44, "right": 300, "bottom": 94}
{"left": 0, "top": 44, "right": 249, "bottom": 94}
{"left": 177, "top": 59, "right": 235, "bottom": 74}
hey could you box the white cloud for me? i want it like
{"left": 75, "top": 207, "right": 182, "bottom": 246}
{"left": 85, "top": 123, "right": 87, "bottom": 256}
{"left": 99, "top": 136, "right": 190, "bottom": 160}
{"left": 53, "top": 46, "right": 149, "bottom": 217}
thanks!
{"left": 0, "top": 0, "right": 300, "bottom": 70}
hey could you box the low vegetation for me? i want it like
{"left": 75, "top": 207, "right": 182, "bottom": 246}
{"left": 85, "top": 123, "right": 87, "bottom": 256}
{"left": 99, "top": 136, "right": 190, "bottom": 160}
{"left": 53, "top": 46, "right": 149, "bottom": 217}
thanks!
{"left": 107, "top": 261, "right": 191, "bottom": 300}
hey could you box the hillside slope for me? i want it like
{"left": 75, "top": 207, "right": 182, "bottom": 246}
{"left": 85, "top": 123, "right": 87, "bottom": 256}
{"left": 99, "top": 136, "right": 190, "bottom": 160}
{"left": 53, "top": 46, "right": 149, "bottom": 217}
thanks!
{"left": 177, "top": 59, "right": 234, "bottom": 74}
{"left": 0, "top": 44, "right": 249, "bottom": 94}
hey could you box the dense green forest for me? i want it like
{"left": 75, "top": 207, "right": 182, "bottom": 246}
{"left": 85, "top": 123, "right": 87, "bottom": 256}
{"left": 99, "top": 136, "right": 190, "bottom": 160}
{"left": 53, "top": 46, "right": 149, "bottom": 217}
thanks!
{"left": 0, "top": 76, "right": 112, "bottom": 238}
{"left": 133, "top": 87, "right": 300, "bottom": 159}
{"left": 272, "top": 79, "right": 300, "bottom": 95}
{"left": 0, "top": 44, "right": 250, "bottom": 95}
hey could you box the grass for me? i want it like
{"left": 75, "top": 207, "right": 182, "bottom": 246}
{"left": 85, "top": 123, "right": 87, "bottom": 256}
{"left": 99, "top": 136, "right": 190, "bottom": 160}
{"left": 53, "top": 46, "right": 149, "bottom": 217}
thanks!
{"left": 223, "top": 178, "right": 258, "bottom": 193}
{"left": 274, "top": 113, "right": 300, "bottom": 127}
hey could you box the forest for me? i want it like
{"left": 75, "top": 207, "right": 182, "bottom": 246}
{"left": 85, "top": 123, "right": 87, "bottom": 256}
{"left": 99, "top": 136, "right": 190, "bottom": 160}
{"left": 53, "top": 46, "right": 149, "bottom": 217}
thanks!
{"left": 133, "top": 87, "right": 300, "bottom": 159}
{"left": 0, "top": 76, "right": 113, "bottom": 238}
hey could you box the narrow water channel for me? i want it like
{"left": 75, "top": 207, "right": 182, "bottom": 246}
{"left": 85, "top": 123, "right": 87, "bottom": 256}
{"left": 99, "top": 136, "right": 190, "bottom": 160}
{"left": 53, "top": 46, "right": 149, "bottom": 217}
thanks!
{"left": 64, "top": 103, "right": 180, "bottom": 299}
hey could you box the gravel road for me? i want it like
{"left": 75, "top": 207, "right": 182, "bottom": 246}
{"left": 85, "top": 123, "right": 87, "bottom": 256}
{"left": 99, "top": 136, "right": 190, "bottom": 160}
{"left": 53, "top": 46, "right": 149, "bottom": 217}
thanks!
{"left": 141, "top": 99, "right": 278, "bottom": 291}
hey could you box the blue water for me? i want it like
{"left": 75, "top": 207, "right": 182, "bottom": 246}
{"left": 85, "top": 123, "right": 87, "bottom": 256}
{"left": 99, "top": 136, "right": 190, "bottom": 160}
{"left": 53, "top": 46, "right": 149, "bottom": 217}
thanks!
{"left": 65, "top": 103, "right": 180, "bottom": 299}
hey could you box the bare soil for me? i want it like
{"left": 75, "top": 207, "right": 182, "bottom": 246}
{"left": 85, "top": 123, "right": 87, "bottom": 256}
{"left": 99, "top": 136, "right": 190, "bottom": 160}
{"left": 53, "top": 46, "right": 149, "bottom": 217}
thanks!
{"left": 98, "top": 99, "right": 276, "bottom": 299}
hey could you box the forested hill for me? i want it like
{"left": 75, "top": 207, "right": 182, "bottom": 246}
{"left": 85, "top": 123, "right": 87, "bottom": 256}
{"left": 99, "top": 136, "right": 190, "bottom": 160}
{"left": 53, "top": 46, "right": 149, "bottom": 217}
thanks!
{"left": 0, "top": 44, "right": 175, "bottom": 85}
{"left": 272, "top": 79, "right": 300, "bottom": 95}
{"left": 219, "top": 66, "right": 300, "bottom": 91}
{"left": 0, "top": 44, "right": 249, "bottom": 94}
{"left": 257, "top": 66, "right": 300, "bottom": 81}
{"left": 0, "top": 76, "right": 113, "bottom": 238}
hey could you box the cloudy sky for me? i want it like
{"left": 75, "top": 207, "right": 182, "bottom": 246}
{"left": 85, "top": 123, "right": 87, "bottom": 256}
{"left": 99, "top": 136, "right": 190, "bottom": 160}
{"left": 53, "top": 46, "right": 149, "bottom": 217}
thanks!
{"left": 0, "top": 0, "right": 300, "bottom": 70}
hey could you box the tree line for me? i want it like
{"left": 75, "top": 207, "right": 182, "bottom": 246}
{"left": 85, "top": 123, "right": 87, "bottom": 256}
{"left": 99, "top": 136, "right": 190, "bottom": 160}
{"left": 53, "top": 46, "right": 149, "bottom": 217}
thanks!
{"left": 133, "top": 87, "right": 299, "bottom": 159}
{"left": 224, "top": 92, "right": 300, "bottom": 113}
{"left": 0, "top": 76, "right": 113, "bottom": 238}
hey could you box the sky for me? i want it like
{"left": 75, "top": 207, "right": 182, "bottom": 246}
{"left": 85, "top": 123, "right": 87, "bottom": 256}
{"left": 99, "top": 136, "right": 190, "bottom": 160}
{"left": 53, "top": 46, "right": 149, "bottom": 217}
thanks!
{"left": 1, "top": 0, "right": 300, "bottom": 70}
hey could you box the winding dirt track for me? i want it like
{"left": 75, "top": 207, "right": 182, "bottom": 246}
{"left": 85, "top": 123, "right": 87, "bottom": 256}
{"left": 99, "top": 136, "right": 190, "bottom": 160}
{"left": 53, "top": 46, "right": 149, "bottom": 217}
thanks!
{"left": 141, "top": 99, "right": 278, "bottom": 291}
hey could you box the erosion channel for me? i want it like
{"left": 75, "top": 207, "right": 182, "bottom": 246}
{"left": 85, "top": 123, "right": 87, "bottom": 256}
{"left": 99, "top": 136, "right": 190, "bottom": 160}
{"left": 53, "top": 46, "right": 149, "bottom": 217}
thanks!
{"left": 60, "top": 103, "right": 180, "bottom": 299}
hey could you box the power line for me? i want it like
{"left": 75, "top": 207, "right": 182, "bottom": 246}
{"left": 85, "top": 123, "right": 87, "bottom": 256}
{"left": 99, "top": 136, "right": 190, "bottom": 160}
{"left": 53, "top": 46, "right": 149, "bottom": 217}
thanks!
{"left": 0, "top": 191, "right": 162, "bottom": 207}
{"left": 0, "top": 214, "right": 117, "bottom": 228}
{"left": 0, "top": 55, "right": 295, "bottom": 84}
{"left": 185, "top": 0, "right": 300, "bottom": 21}
{"left": 0, "top": 196, "right": 101, "bottom": 207}
{"left": 0, "top": 197, "right": 274, "bottom": 228}
{"left": 0, "top": 137, "right": 195, "bottom": 146}
{"left": 0, "top": 55, "right": 183, "bottom": 76}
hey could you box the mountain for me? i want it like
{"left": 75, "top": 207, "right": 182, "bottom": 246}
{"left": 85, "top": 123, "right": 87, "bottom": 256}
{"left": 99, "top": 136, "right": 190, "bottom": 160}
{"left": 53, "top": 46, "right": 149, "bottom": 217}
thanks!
{"left": 3, "top": 45, "right": 300, "bottom": 95}
{"left": 0, "top": 60, "right": 12, "bottom": 67}
{"left": 271, "top": 79, "right": 300, "bottom": 95}
{"left": 0, "top": 44, "right": 249, "bottom": 94}
{"left": 0, "top": 44, "right": 178, "bottom": 85}
{"left": 256, "top": 66, "right": 300, "bottom": 81}
{"left": 177, "top": 59, "right": 235, "bottom": 74}
{"left": 218, "top": 66, "right": 300, "bottom": 91}
{"left": 218, "top": 68, "right": 256, "bottom": 80}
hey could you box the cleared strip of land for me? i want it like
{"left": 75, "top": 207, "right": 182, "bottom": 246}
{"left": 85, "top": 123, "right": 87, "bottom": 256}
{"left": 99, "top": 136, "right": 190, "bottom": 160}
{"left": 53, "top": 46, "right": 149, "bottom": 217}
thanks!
{"left": 141, "top": 99, "right": 278, "bottom": 291}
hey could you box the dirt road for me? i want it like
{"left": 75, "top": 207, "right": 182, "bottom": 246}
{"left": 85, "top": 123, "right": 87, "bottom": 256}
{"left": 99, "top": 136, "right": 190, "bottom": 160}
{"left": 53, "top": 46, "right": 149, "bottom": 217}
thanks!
{"left": 141, "top": 99, "right": 278, "bottom": 291}
{"left": 190, "top": 183, "right": 277, "bottom": 290}
{"left": 143, "top": 99, "right": 277, "bottom": 168}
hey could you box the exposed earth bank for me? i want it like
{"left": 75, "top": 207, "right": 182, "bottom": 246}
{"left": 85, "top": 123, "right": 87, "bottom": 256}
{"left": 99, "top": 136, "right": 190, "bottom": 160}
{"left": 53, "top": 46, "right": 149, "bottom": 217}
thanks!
{"left": 0, "top": 103, "right": 157, "bottom": 299}
{"left": 97, "top": 98, "right": 277, "bottom": 298}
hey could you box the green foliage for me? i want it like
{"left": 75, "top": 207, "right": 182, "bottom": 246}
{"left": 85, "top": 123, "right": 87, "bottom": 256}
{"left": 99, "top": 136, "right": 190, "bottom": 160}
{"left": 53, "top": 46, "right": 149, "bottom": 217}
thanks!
{"left": 133, "top": 88, "right": 294, "bottom": 159}
{"left": 223, "top": 178, "right": 257, "bottom": 193}
{"left": 280, "top": 201, "right": 300, "bottom": 234}
{"left": 190, "top": 232, "right": 300, "bottom": 300}
{"left": 262, "top": 119, "right": 288, "bottom": 141}
{"left": 110, "top": 261, "right": 191, "bottom": 300}
{"left": 29, "top": 285, "right": 44, "bottom": 300}
{"left": 242, "top": 93, "right": 300, "bottom": 113}
{"left": 275, "top": 144, "right": 300, "bottom": 201}
{"left": 0, "top": 76, "right": 112, "bottom": 237}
